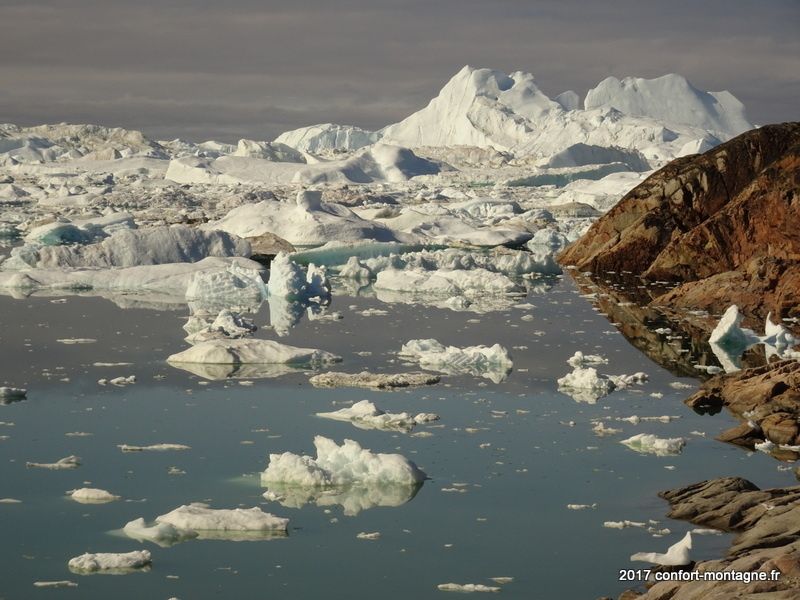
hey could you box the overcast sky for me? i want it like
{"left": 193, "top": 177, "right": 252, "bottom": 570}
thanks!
{"left": 0, "top": 0, "right": 797, "bottom": 142}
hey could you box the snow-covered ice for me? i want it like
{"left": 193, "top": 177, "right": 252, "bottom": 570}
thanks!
{"left": 155, "top": 503, "right": 289, "bottom": 540}
{"left": 630, "top": 532, "right": 693, "bottom": 566}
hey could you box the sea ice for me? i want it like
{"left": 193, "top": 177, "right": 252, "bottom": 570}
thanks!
{"left": 68, "top": 550, "right": 151, "bottom": 573}
{"left": 316, "top": 399, "right": 439, "bottom": 432}
{"left": 399, "top": 339, "right": 513, "bottom": 383}
{"left": 261, "top": 436, "right": 427, "bottom": 487}
{"left": 437, "top": 583, "right": 501, "bottom": 593}
{"left": 68, "top": 488, "right": 120, "bottom": 504}
{"left": 26, "top": 455, "right": 81, "bottom": 470}
{"left": 620, "top": 434, "right": 686, "bottom": 456}
{"left": 155, "top": 503, "right": 289, "bottom": 539}
{"left": 630, "top": 532, "right": 693, "bottom": 566}
{"left": 167, "top": 339, "right": 341, "bottom": 368}
{"left": 557, "top": 367, "right": 615, "bottom": 403}
{"left": 118, "top": 443, "right": 190, "bottom": 452}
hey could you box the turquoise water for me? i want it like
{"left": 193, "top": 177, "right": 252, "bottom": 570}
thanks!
{"left": 0, "top": 277, "right": 794, "bottom": 599}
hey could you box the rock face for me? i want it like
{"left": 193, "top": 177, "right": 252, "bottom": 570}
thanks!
{"left": 560, "top": 122, "right": 800, "bottom": 323}
{"left": 618, "top": 477, "right": 800, "bottom": 599}
{"left": 686, "top": 360, "right": 800, "bottom": 454}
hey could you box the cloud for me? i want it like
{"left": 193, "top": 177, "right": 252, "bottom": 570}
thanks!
{"left": 0, "top": 0, "right": 797, "bottom": 140}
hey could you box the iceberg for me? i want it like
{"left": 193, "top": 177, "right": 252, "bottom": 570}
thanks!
{"left": 166, "top": 338, "right": 341, "bottom": 369}
{"left": 67, "top": 488, "right": 120, "bottom": 504}
{"left": 155, "top": 503, "right": 288, "bottom": 540}
{"left": 620, "top": 434, "right": 686, "bottom": 456}
{"left": 122, "top": 518, "right": 198, "bottom": 547}
{"left": 275, "top": 123, "right": 380, "bottom": 154}
{"left": 261, "top": 436, "right": 427, "bottom": 488}
{"left": 399, "top": 339, "right": 513, "bottom": 383}
{"left": 557, "top": 367, "right": 615, "bottom": 403}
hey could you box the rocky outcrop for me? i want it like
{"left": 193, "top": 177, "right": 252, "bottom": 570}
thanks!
{"left": 615, "top": 477, "right": 800, "bottom": 599}
{"left": 560, "top": 122, "right": 800, "bottom": 325}
{"left": 685, "top": 360, "right": 800, "bottom": 456}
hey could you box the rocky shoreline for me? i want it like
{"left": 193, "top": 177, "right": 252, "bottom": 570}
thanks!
{"left": 562, "top": 123, "right": 800, "bottom": 598}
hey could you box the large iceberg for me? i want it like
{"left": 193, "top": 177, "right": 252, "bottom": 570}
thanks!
{"left": 274, "top": 123, "right": 380, "bottom": 154}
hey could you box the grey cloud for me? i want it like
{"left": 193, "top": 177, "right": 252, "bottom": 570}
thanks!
{"left": 0, "top": 0, "right": 797, "bottom": 141}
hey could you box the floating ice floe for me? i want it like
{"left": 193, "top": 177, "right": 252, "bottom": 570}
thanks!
{"left": 155, "top": 503, "right": 289, "bottom": 540}
{"left": 557, "top": 367, "right": 615, "bottom": 403}
{"left": 118, "top": 443, "right": 190, "bottom": 452}
{"left": 33, "top": 581, "right": 78, "bottom": 588}
{"left": 122, "top": 518, "right": 199, "bottom": 547}
{"left": 437, "top": 583, "right": 501, "bottom": 593}
{"left": 185, "top": 259, "right": 267, "bottom": 311}
{"left": 184, "top": 309, "right": 257, "bottom": 344}
{"left": 356, "top": 531, "right": 381, "bottom": 540}
{"left": 399, "top": 339, "right": 513, "bottom": 383}
{"left": 557, "top": 359, "right": 647, "bottom": 403}
{"left": 566, "top": 351, "right": 608, "bottom": 368}
{"left": 316, "top": 399, "right": 439, "bottom": 433}
{"left": 98, "top": 376, "right": 135, "bottom": 386}
{"left": 630, "top": 532, "right": 692, "bottom": 566}
{"left": 0, "top": 387, "right": 26, "bottom": 403}
{"left": 167, "top": 339, "right": 341, "bottom": 373}
{"left": 68, "top": 488, "right": 120, "bottom": 504}
{"left": 309, "top": 371, "right": 440, "bottom": 390}
{"left": 709, "top": 305, "right": 798, "bottom": 372}
{"left": 26, "top": 455, "right": 81, "bottom": 470}
{"left": 262, "top": 436, "right": 427, "bottom": 488}
{"left": 68, "top": 550, "right": 151, "bottom": 574}
{"left": 620, "top": 434, "right": 686, "bottom": 456}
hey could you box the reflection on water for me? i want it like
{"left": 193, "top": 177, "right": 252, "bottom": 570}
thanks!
{"left": 263, "top": 482, "right": 424, "bottom": 516}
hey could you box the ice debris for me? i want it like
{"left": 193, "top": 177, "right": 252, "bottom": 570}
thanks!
{"left": 118, "top": 443, "right": 190, "bottom": 452}
{"left": 155, "top": 503, "right": 289, "bottom": 540}
{"left": 437, "top": 583, "right": 501, "bottom": 593}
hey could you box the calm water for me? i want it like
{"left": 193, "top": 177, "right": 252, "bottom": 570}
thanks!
{"left": 0, "top": 276, "right": 793, "bottom": 599}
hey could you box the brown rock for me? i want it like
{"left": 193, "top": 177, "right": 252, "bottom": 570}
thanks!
{"left": 559, "top": 122, "right": 800, "bottom": 325}
{"left": 246, "top": 232, "right": 295, "bottom": 265}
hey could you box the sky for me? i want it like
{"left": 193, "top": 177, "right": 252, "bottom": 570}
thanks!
{"left": 0, "top": 0, "right": 798, "bottom": 142}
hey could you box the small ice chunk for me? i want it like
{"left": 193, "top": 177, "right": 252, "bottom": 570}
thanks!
{"left": 56, "top": 338, "right": 97, "bottom": 344}
{"left": 0, "top": 387, "right": 26, "bottom": 402}
{"left": 566, "top": 351, "right": 608, "bottom": 368}
{"left": 604, "top": 520, "right": 646, "bottom": 529}
{"left": 316, "top": 399, "right": 439, "bottom": 433}
{"left": 68, "top": 488, "right": 120, "bottom": 504}
{"left": 437, "top": 583, "right": 501, "bottom": 593}
{"left": 567, "top": 503, "right": 597, "bottom": 510}
{"left": 68, "top": 550, "right": 151, "bottom": 573}
{"left": 27, "top": 455, "right": 81, "bottom": 470}
{"left": 118, "top": 444, "right": 190, "bottom": 452}
{"left": 356, "top": 531, "right": 381, "bottom": 540}
{"left": 754, "top": 440, "right": 776, "bottom": 453}
{"left": 557, "top": 367, "right": 614, "bottom": 403}
{"left": 630, "top": 532, "right": 692, "bottom": 566}
{"left": 621, "top": 434, "right": 686, "bottom": 456}
{"left": 33, "top": 581, "right": 78, "bottom": 588}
